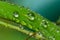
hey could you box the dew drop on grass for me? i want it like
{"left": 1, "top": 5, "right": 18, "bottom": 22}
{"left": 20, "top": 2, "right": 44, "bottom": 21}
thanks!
{"left": 13, "top": 11, "right": 19, "bottom": 18}
{"left": 27, "top": 12, "right": 35, "bottom": 20}
{"left": 41, "top": 20, "right": 48, "bottom": 28}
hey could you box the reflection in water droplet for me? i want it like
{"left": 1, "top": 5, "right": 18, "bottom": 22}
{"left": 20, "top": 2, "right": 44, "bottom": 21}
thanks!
{"left": 14, "top": 14, "right": 19, "bottom": 18}
{"left": 27, "top": 12, "right": 35, "bottom": 20}
{"left": 13, "top": 11, "right": 19, "bottom": 18}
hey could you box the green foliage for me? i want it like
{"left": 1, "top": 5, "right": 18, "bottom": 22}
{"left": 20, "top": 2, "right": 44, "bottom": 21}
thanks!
{"left": 0, "top": 1, "right": 60, "bottom": 40}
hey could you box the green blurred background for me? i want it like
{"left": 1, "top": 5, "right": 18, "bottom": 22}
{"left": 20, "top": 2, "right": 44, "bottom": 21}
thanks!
{"left": 8, "top": 0, "right": 60, "bottom": 22}
{"left": 0, "top": 25, "right": 36, "bottom": 40}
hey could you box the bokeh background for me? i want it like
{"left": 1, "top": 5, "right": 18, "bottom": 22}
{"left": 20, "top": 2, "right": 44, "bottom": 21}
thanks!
{"left": 8, "top": 0, "right": 60, "bottom": 22}
{"left": 0, "top": 26, "right": 36, "bottom": 40}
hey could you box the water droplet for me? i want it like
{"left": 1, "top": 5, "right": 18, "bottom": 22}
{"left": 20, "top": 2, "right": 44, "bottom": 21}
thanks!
{"left": 13, "top": 11, "right": 19, "bottom": 18}
{"left": 27, "top": 12, "right": 35, "bottom": 20}
{"left": 30, "top": 17, "right": 35, "bottom": 20}
{"left": 41, "top": 20, "right": 48, "bottom": 28}
{"left": 14, "top": 14, "right": 19, "bottom": 17}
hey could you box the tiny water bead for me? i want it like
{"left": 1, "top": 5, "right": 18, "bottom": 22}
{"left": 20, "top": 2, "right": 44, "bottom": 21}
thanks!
{"left": 30, "top": 17, "right": 35, "bottom": 20}
{"left": 41, "top": 20, "right": 48, "bottom": 28}
{"left": 14, "top": 13, "right": 19, "bottom": 18}
{"left": 27, "top": 12, "right": 35, "bottom": 20}
{"left": 13, "top": 11, "right": 19, "bottom": 18}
